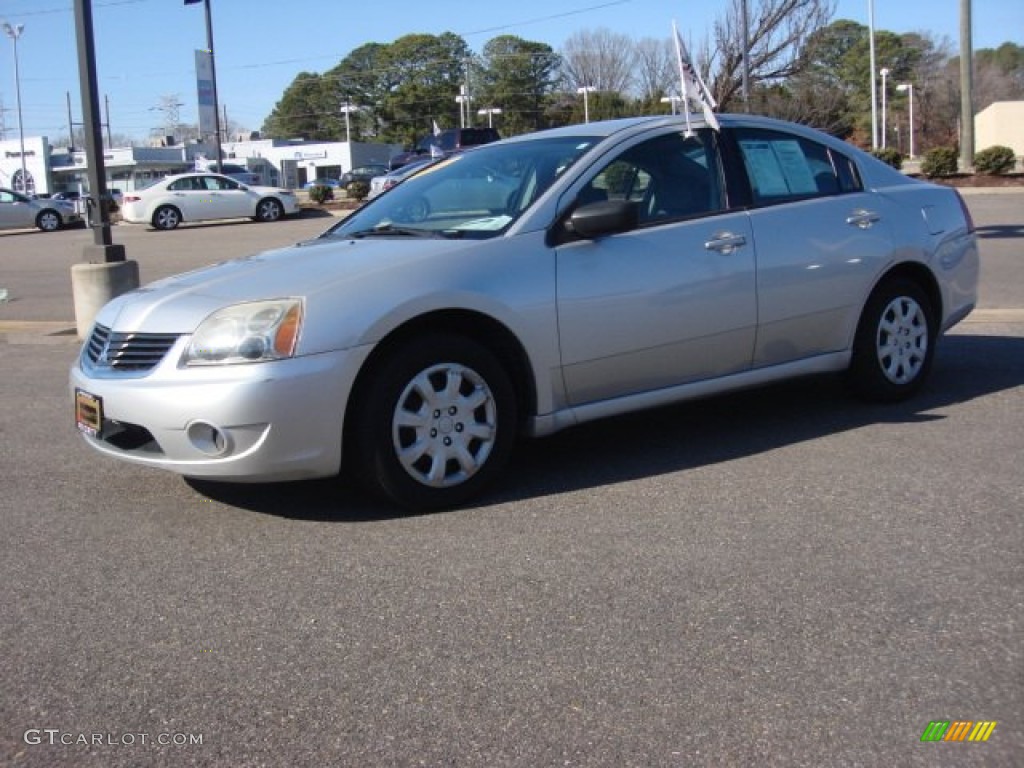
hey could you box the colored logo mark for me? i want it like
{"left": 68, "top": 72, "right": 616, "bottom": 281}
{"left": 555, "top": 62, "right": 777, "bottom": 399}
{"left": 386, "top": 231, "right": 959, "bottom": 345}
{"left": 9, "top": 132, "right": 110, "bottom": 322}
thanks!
{"left": 921, "top": 721, "right": 997, "bottom": 742}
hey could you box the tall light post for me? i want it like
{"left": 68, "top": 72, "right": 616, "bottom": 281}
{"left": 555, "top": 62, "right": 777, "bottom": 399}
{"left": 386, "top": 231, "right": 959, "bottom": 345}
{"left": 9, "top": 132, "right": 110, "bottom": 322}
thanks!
{"left": 868, "top": 0, "right": 879, "bottom": 149}
{"left": 477, "top": 107, "right": 502, "bottom": 128}
{"left": 879, "top": 67, "right": 890, "bottom": 149}
{"left": 2, "top": 21, "right": 28, "bottom": 194}
{"left": 339, "top": 102, "right": 359, "bottom": 143}
{"left": 456, "top": 87, "right": 469, "bottom": 128}
{"left": 577, "top": 86, "right": 596, "bottom": 124}
{"left": 896, "top": 83, "right": 915, "bottom": 158}
{"left": 660, "top": 94, "right": 682, "bottom": 115}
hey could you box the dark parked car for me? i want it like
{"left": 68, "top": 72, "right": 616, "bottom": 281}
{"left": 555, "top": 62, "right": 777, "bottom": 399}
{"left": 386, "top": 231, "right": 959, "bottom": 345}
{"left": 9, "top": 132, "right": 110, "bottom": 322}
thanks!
{"left": 339, "top": 164, "right": 389, "bottom": 186}
{"left": 388, "top": 127, "right": 501, "bottom": 169}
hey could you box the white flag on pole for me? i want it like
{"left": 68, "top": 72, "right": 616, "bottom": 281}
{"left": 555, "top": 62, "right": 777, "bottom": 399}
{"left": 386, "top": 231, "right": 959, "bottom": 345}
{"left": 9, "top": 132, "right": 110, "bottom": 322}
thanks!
{"left": 672, "top": 20, "right": 720, "bottom": 132}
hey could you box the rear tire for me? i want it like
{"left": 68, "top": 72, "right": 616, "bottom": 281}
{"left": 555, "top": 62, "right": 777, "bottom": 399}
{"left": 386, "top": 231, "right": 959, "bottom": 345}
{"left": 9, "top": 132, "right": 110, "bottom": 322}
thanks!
{"left": 152, "top": 205, "right": 181, "bottom": 230}
{"left": 351, "top": 333, "right": 517, "bottom": 511}
{"left": 847, "top": 278, "right": 935, "bottom": 402}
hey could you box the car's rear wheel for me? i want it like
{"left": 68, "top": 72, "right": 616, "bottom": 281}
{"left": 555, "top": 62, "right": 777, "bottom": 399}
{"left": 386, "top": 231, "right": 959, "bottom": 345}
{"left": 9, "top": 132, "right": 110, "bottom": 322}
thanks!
{"left": 35, "top": 210, "right": 62, "bottom": 232}
{"left": 152, "top": 205, "right": 181, "bottom": 230}
{"left": 848, "top": 277, "right": 935, "bottom": 402}
{"left": 352, "top": 334, "right": 517, "bottom": 511}
{"left": 255, "top": 198, "right": 284, "bottom": 222}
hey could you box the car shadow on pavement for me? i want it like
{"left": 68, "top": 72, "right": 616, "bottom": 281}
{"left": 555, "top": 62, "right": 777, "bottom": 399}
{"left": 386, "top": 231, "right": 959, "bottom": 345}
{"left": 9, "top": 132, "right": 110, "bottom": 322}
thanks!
{"left": 189, "top": 333, "right": 1024, "bottom": 520}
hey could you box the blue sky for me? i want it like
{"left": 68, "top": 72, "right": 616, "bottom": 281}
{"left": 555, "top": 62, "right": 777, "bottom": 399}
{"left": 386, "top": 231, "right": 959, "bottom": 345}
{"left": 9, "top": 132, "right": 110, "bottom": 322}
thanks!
{"left": 1, "top": 0, "right": 1021, "bottom": 142}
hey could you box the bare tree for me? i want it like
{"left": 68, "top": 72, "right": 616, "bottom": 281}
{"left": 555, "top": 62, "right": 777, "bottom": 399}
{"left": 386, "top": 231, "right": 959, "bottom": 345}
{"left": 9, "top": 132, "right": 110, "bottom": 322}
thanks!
{"left": 709, "top": 0, "right": 836, "bottom": 110}
{"left": 633, "top": 37, "right": 676, "bottom": 100}
{"left": 560, "top": 28, "right": 636, "bottom": 93}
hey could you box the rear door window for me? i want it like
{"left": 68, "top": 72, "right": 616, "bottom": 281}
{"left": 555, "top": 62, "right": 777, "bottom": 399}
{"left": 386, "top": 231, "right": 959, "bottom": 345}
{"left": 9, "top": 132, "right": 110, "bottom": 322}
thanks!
{"left": 734, "top": 128, "right": 861, "bottom": 206}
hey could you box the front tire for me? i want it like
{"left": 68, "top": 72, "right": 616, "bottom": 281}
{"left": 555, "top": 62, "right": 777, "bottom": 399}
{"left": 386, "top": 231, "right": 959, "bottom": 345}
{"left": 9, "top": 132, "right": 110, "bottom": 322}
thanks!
{"left": 352, "top": 334, "right": 517, "bottom": 511}
{"left": 152, "top": 205, "right": 181, "bottom": 230}
{"left": 35, "top": 210, "right": 62, "bottom": 232}
{"left": 848, "top": 278, "right": 936, "bottom": 402}
{"left": 255, "top": 198, "right": 284, "bottom": 222}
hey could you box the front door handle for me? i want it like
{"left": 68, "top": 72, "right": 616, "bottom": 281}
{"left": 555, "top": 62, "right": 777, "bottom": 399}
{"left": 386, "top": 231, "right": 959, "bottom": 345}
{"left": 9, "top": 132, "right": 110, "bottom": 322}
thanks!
{"left": 846, "top": 209, "right": 880, "bottom": 229}
{"left": 704, "top": 232, "right": 747, "bottom": 255}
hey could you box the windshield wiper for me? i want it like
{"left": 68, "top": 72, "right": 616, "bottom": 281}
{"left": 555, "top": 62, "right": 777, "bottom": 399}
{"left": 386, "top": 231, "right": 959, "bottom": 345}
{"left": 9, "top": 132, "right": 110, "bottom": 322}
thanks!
{"left": 345, "top": 224, "right": 452, "bottom": 239}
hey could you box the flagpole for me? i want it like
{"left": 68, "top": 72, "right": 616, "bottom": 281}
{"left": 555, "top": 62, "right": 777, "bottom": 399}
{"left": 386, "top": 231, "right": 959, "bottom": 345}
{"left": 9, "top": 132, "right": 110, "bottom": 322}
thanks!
{"left": 672, "top": 21, "right": 694, "bottom": 137}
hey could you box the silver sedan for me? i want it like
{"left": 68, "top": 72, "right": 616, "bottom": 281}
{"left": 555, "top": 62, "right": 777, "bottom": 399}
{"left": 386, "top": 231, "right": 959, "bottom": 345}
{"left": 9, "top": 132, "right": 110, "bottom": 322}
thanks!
{"left": 71, "top": 115, "right": 978, "bottom": 510}
{"left": 0, "top": 187, "right": 82, "bottom": 231}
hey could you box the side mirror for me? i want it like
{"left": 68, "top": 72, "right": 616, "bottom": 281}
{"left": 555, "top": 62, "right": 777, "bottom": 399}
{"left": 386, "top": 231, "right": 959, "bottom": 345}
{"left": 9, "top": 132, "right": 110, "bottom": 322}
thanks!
{"left": 567, "top": 199, "right": 639, "bottom": 239}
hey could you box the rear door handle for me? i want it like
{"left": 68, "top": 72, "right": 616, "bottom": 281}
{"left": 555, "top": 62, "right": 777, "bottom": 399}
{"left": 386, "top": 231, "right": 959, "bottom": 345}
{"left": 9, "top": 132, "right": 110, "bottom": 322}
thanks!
{"left": 846, "top": 209, "right": 880, "bottom": 229}
{"left": 704, "top": 232, "right": 747, "bottom": 255}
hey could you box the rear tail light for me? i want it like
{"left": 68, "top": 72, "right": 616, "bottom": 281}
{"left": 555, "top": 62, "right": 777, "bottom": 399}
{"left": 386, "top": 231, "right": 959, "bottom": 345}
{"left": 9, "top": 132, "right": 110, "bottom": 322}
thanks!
{"left": 953, "top": 190, "right": 976, "bottom": 234}
{"left": 123, "top": 195, "right": 141, "bottom": 203}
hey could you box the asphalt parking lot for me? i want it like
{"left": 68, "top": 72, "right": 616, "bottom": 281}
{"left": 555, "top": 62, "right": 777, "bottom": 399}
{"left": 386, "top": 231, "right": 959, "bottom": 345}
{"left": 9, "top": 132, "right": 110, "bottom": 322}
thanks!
{"left": 1, "top": 195, "right": 1021, "bottom": 766}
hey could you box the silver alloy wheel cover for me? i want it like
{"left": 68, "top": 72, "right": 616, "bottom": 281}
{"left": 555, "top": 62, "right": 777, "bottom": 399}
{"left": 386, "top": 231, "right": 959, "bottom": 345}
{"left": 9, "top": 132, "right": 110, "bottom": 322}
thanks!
{"left": 38, "top": 211, "right": 60, "bottom": 231}
{"left": 258, "top": 199, "right": 281, "bottom": 221}
{"left": 156, "top": 208, "right": 179, "bottom": 229}
{"left": 875, "top": 295, "right": 928, "bottom": 385}
{"left": 391, "top": 362, "right": 498, "bottom": 488}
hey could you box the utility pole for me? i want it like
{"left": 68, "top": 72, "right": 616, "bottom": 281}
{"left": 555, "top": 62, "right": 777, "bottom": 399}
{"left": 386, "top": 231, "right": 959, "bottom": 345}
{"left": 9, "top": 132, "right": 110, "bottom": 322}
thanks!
{"left": 959, "top": 0, "right": 974, "bottom": 171}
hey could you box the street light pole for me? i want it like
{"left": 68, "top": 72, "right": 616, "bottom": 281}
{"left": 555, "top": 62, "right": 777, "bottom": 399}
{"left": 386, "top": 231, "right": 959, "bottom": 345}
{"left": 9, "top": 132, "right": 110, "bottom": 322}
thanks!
{"left": 340, "top": 102, "right": 357, "bottom": 143}
{"left": 476, "top": 107, "right": 502, "bottom": 128}
{"left": 879, "top": 67, "right": 890, "bottom": 149}
{"left": 896, "top": 83, "right": 914, "bottom": 158}
{"left": 577, "top": 86, "right": 596, "bottom": 124}
{"left": 2, "top": 21, "right": 28, "bottom": 194}
{"left": 868, "top": 0, "right": 879, "bottom": 149}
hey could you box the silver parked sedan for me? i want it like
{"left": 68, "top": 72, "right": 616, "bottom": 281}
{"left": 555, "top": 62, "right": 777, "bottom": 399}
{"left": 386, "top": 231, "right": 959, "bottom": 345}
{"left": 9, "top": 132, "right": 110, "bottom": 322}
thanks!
{"left": 0, "top": 187, "right": 83, "bottom": 232}
{"left": 71, "top": 115, "right": 978, "bottom": 510}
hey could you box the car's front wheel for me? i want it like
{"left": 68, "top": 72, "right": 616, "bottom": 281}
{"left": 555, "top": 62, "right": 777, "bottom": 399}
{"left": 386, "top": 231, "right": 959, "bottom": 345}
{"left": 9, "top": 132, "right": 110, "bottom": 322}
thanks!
{"left": 35, "top": 210, "right": 62, "bottom": 232}
{"left": 352, "top": 334, "right": 517, "bottom": 511}
{"left": 152, "top": 205, "right": 181, "bottom": 230}
{"left": 255, "top": 198, "right": 284, "bottom": 222}
{"left": 848, "top": 277, "right": 936, "bottom": 402}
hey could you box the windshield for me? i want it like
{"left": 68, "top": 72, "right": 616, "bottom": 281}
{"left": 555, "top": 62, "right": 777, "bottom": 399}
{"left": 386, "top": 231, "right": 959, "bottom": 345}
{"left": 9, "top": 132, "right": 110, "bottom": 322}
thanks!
{"left": 327, "top": 135, "right": 598, "bottom": 240}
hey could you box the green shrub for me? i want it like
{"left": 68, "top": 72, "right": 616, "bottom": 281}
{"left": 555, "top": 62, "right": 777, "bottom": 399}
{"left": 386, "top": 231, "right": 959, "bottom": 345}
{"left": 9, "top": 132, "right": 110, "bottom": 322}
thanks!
{"left": 920, "top": 146, "right": 959, "bottom": 178}
{"left": 346, "top": 180, "right": 370, "bottom": 200}
{"left": 308, "top": 184, "right": 333, "bottom": 204}
{"left": 974, "top": 145, "right": 1017, "bottom": 175}
{"left": 870, "top": 147, "right": 903, "bottom": 170}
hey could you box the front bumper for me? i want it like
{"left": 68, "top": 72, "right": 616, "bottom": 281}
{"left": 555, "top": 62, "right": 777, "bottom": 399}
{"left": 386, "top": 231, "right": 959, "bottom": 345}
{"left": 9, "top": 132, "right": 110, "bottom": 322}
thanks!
{"left": 70, "top": 339, "right": 371, "bottom": 482}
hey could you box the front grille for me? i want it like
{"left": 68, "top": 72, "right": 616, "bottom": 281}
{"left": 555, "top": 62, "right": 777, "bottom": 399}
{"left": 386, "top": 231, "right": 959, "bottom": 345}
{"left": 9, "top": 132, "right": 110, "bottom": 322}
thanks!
{"left": 85, "top": 323, "right": 181, "bottom": 372}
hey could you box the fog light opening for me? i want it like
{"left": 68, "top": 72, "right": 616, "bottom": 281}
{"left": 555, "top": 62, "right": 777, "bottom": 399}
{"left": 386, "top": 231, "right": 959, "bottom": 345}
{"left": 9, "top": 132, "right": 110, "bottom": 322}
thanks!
{"left": 187, "top": 421, "right": 230, "bottom": 457}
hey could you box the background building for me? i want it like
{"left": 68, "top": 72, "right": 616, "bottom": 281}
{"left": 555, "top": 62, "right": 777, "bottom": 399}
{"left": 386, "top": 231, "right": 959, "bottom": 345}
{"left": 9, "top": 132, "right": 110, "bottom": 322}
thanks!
{"left": 0, "top": 135, "right": 401, "bottom": 196}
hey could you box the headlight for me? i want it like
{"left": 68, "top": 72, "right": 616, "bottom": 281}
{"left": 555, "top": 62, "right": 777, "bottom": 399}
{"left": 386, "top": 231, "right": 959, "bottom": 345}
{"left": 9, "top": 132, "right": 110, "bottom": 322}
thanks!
{"left": 181, "top": 299, "right": 303, "bottom": 366}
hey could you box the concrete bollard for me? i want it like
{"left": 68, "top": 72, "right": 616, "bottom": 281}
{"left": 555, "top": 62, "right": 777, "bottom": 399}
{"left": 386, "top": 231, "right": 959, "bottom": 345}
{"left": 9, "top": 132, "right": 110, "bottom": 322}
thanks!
{"left": 71, "top": 253, "right": 140, "bottom": 339}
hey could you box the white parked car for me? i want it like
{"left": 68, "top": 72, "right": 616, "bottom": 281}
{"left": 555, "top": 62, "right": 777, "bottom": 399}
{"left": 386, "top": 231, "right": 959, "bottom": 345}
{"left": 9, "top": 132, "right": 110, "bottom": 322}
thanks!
{"left": 0, "top": 187, "right": 83, "bottom": 232}
{"left": 120, "top": 172, "right": 299, "bottom": 230}
{"left": 72, "top": 115, "right": 978, "bottom": 510}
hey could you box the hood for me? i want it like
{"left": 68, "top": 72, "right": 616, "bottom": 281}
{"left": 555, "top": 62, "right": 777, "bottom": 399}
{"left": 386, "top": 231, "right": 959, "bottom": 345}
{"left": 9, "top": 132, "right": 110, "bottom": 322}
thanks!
{"left": 95, "top": 235, "right": 478, "bottom": 335}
